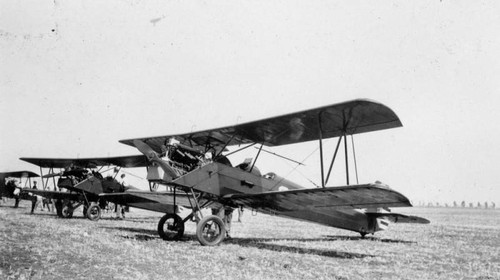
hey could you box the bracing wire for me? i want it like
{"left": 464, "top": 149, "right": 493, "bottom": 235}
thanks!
{"left": 273, "top": 146, "right": 320, "bottom": 189}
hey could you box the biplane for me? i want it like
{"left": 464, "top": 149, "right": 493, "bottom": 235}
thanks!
{"left": 101, "top": 99, "right": 429, "bottom": 246}
{"left": 0, "top": 171, "right": 39, "bottom": 207}
{"left": 19, "top": 155, "right": 155, "bottom": 220}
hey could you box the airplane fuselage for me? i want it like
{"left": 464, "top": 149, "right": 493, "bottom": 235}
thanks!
{"left": 172, "top": 162, "right": 382, "bottom": 235}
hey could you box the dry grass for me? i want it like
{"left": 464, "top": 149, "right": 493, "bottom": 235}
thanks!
{"left": 1, "top": 200, "right": 499, "bottom": 280}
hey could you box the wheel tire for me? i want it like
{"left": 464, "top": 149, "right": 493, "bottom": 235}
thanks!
{"left": 61, "top": 205, "right": 73, "bottom": 218}
{"left": 158, "top": 214, "right": 184, "bottom": 240}
{"left": 196, "top": 215, "right": 226, "bottom": 246}
{"left": 86, "top": 203, "right": 101, "bottom": 221}
{"left": 83, "top": 205, "right": 88, "bottom": 216}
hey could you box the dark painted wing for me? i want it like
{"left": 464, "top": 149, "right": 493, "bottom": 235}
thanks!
{"left": 99, "top": 191, "right": 197, "bottom": 213}
{"left": 0, "top": 171, "right": 39, "bottom": 178}
{"left": 119, "top": 99, "right": 402, "bottom": 152}
{"left": 222, "top": 184, "right": 412, "bottom": 212}
{"left": 21, "top": 189, "right": 81, "bottom": 200}
{"left": 20, "top": 155, "right": 149, "bottom": 168}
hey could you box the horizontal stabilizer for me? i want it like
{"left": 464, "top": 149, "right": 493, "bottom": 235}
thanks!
{"left": 366, "top": 212, "right": 430, "bottom": 224}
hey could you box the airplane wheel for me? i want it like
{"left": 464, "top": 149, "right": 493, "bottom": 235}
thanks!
{"left": 61, "top": 205, "right": 73, "bottom": 218}
{"left": 86, "top": 203, "right": 101, "bottom": 221}
{"left": 158, "top": 214, "right": 184, "bottom": 240}
{"left": 83, "top": 205, "right": 88, "bottom": 216}
{"left": 196, "top": 215, "right": 226, "bottom": 246}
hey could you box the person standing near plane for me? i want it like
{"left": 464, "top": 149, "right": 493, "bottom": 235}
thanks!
{"left": 10, "top": 179, "right": 21, "bottom": 208}
{"left": 115, "top": 174, "right": 126, "bottom": 219}
{"left": 30, "top": 181, "right": 42, "bottom": 214}
{"left": 36, "top": 181, "right": 51, "bottom": 212}
{"left": 237, "top": 206, "right": 243, "bottom": 223}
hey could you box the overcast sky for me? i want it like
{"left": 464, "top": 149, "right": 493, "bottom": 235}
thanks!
{"left": 1, "top": 0, "right": 499, "bottom": 205}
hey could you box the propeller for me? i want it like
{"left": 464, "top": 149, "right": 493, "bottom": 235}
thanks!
{"left": 133, "top": 140, "right": 179, "bottom": 179}
{"left": 133, "top": 140, "right": 158, "bottom": 161}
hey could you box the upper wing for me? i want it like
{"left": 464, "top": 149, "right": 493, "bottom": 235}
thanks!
{"left": 20, "top": 155, "right": 149, "bottom": 169}
{"left": 0, "top": 171, "right": 39, "bottom": 178}
{"left": 21, "top": 189, "right": 81, "bottom": 200}
{"left": 119, "top": 99, "right": 402, "bottom": 152}
{"left": 222, "top": 184, "right": 412, "bottom": 212}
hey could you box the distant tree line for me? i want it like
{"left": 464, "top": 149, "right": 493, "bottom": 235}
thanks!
{"left": 416, "top": 201, "right": 496, "bottom": 209}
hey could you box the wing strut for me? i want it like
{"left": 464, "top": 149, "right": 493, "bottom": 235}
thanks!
{"left": 214, "top": 134, "right": 236, "bottom": 159}
{"left": 325, "top": 136, "right": 342, "bottom": 186}
{"left": 249, "top": 143, "right": 264, "bottom": 173}
{"left": 344, "top": 132, "right": 349, "bottom": 185}
{"left": 351, "top": 135, "right": 359, "bottom": 184}
{"left": 318, "top": 112, "right": 325, "bottom": 188}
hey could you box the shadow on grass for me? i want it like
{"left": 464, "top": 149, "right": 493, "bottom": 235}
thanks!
{"left": 225, "top": 237, "right": 374, "bottom": 259}
{"left": 0, "top": 204, "right": 27, "bottom": 209}
{"left": 325, "top": 235, "right": 417, "bottom": 244}
{"left": 102, "top": 226, "right": 158, "bottom": 236}
{"left": 120, "top": 234, "right": 158, "bottom": 241}
{"left": 115, "top": 216, "right": 163, "bottom": 223}
{"left": 100, "top": 226, "right": 410, "bottom": 258}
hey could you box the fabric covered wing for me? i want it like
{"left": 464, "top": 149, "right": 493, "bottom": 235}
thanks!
{"left": 222, "top": 184, "right": 412, "bottom": 212}
{"left": 22, "top": 189, "right": 81, "bottom": 201}
{"left": 99, "top": 191, "right": 195, "bottom": 213}
{"left": 20, "top": 155, "right": 149, "bottom": 168}
{"left": 119, "top": 99, "right": 402, "bottom": 152}
{"left": 0, "top": 171, "right": 39, "bottom": 178}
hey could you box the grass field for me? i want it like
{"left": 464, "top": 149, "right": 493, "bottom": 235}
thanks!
{"left": 1, "top": 200, "right": 499, "bottom": 280}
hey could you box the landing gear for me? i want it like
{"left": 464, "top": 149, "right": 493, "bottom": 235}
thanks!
{"left": 86, "top": 202, "right": 101, "bottom": 221}
{"left": 61, "top": 205, "right": 74, "bottom": 218}
{"left": 360, "top": 232, "right": 367, "bottom": 238}
{"left": 149, "top": 182, "right": 159, "bottom": 192}
{"left": 196, "top": 215, "right": 226, "bottom": 246}
{"left": 158, "top": 214, "right": 184, "bottom": 240}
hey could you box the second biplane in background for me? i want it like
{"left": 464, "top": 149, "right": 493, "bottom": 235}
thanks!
{"left": 102, "top": 99, "right": 429, "bottom": 246}
{"left": 0, "top": 170, "right": 39, "bottom": 207}
{"left": 19, "top": 155, "right": 153, "bottom": 220}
